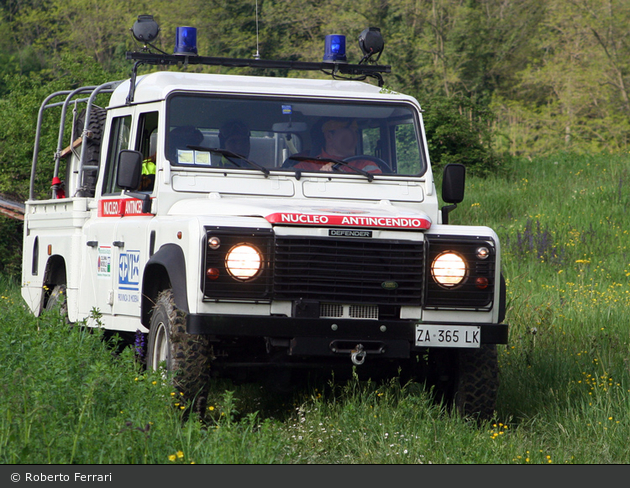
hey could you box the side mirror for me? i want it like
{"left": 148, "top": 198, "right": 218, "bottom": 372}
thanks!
{"left": 116, "top": 149, "right": 152, "bottom": 214}
{"left": 441, "top": 163, "right": 466, "bottom": 224}
{"left": 116, "top": 150, "right": 143, "bottom": 190}
{"left": 442, "top": 163, "right": 466, "bottom": 204}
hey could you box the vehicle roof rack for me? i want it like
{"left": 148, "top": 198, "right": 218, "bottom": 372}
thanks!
{"left": 125, "top": 51, "right": 391, "bottom": 104}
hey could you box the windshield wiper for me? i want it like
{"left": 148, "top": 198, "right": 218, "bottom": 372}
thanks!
{"left": 188, "top": 146, "right": 270, "bottom": 177}
{"left": 288, "top": 155, "right": 374, "bottom": 182}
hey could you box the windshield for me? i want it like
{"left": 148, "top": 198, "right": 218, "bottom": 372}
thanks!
{"left": 166, "top": 94, "right": 426, "bottom": 176}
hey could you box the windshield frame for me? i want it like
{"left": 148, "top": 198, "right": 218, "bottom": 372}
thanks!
{"left": 165, "top": 91, "right": 428, "bottom": 177}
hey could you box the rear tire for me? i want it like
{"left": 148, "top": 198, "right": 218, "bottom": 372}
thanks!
{"left": 44, "top": 284, "right": 68, "bottom": 321}
{"left": 147, "top": 289, "right": 213, "bottom": 409}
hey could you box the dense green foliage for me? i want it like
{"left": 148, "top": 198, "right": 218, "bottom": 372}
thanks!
{"left": 2, "top": 152, "right": 630, "bottom": 464}
{"left": 0, "top": 217, "right": 22, "bottom": 277}
{"left": 0, "top": 54, "right": 119, "bottom": 201}
{"left": 2, "top": 0, "right": 628, "bottom": 198}
{"left": 423, "top": 94, "right": 501, "bottom": 176}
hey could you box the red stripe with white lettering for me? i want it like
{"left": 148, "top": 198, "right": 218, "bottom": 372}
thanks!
{"left": 98, "top": 198, "right": 152, "bottom": 217}
{"left": 265, "top": 212, "right": 431, "bottom": 230}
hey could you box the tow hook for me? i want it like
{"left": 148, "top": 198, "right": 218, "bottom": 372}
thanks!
{"left": 350, "top": 344, "right": 366, "bottom": 366}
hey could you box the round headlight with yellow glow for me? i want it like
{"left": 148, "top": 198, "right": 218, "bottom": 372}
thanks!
{"left": 225, "top": 244, "right": 262, "bottom": 281}
{"left": 431, "top": 251, "right": 467, "bottom": 288}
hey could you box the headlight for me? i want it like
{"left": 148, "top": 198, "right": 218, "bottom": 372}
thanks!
{"left": 225, "top": 244, "right": 262, "bottom": 281}
{"left": 431, "top": 251, "right": 467, "bottom": 288}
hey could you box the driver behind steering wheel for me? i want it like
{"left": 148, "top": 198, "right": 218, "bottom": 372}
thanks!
{"left": 292, "top": 118, "right": 383, "bottom": 173}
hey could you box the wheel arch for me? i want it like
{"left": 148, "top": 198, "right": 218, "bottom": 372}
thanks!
{"left": 42, "top": 255, "right": 67, "bottom": 310}
{"left": 44, "top": 255, "right": 67, "bottom": 285}
{"left": 141, "top": 243, "right": 189, "bottom": 327}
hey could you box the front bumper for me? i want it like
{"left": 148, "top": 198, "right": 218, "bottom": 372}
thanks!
{"left": 187, "top": 314, "right": 508, "bottom": 359}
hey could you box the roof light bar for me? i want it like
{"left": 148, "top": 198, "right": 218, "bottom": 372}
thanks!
{"left": 125, "top": 20, "right": 391, "bottom": 103}
{"left": 126, "top": 51, "right": 390, "bottom": 79}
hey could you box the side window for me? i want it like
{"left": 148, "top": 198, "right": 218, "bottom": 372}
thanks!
{"left": 362, "top": 127, "right": 382, "bottom": 159}
{"left": 362, "top": 125, "right": 392, "bottom": 172}
{"left": 395, "top": 123, "right": 421, "bottom": 175}
{"left": 136, "top": 112, "right": 159, "bottom": 192}
{"left": 102, "top": 115, "right": 132, "bottom": 195}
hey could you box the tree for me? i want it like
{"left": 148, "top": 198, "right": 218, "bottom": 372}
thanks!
{"left": 491, "top": 0, "right": 630, "bottom": 155}
{"left": 422, "top": 94, "right": 501, "bottom": 176}
{"left": 0, "top": 53, "right": 114, "bottom": 202}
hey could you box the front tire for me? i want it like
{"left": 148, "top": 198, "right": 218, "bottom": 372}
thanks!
{"left": 147, "top": 289, "right": 213, "bottom": 407}
{"left": 427, "top": 345, "right": 499, "bottom": 421}
{"left": 453, "top": 345, "right": 499, "bottom": 420}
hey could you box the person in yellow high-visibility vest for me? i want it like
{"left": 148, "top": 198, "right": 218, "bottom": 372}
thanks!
{"left": 142, "top": 158, "right": 156, "bottom": 175}
{"left": 139, "top": 155, "right": 156, "bottom": 191}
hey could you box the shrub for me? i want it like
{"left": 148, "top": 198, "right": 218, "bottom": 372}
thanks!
{"left": 421, "top": 94, "right": 502, "bottom": 177}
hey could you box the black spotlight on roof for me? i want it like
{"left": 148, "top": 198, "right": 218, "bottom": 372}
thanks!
{"left": 358, "top": 27, "right": 384, "bottom": 64}
{"left": 131, "top": 15, "right": 160, "bottom": 45}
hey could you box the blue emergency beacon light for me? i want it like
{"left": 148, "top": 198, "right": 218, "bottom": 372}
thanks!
{"left": 323, "top": 35, "right": 347, "bottom": 62}
{"left": 174, "top": 26, "right": 198, "bottom": 55}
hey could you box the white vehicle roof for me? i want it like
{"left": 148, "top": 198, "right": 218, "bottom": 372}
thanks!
{"left": 109, "top": 71, "right": 421, "bottom": 108}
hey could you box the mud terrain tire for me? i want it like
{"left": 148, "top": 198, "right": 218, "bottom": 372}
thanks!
{"left": 73, "top": 106, "right": 107, "bottom": 197}
{"left": 454, "top": 345, "right": 499, "bottom": 420}
{"left": 147, "top": 289, "right": 212, "bottom": 409}
{"left": 428, "top": 344, "right": 499, "bottom": 421}
{"left": 44, "top": 284, "right": 68, "bottom": 321}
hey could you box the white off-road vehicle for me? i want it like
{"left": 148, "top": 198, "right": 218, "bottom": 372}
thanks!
{"left": 21, "top": 17, "right": 507, "bottom": 418}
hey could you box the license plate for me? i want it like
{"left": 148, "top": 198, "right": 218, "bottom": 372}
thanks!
{"left": 415, "top": 325, "right": 480, "bottom": 348}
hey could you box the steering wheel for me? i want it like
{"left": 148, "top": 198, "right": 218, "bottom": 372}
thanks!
{"left": 342, "top": 155, "right": 390, "bottom": 173}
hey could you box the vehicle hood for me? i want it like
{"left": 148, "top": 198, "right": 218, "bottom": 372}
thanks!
{"left": 168, "top": 197, "right": 431, "bottom": 231}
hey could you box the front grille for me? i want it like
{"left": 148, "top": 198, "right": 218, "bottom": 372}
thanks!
{"left": 202, "top": 230, "right": 497, "bottom": 312}
{"left": 273, "top": 236, "right": 424, "bottom": 305}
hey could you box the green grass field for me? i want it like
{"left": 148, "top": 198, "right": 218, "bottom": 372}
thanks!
{"left": 2, "top": 152, "right": 629, "bottom": 464}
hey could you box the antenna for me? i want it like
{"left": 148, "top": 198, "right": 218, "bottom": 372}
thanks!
{"left": 254, "top": 0, "right": 261, "bottom": 60}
